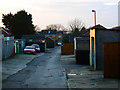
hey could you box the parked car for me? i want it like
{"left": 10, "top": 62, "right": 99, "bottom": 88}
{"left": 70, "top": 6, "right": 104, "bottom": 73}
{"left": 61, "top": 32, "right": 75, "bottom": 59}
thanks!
{"left": 31, "top": 44, "right": 40, "bottom": 52}
{"left": 24, "top": 46, "right": 36, "bottom": 55}
{"left": 57, "top": 42, "right": 62, "bottom": 46}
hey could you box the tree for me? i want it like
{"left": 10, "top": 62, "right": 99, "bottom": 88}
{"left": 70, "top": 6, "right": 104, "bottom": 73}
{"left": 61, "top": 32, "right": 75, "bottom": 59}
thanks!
{"left": 46, "top": 24, "right": 67, "bottom": 31}
{"left": 35, "top": 25, "right": 41, "bottom": 32}
{"left": 2, "top": 10, "right": 35, "bottom": 39}
{"left": 69, "top": 18, "right": 84, "bottom": 32}
{"left": 68, "top": 18, "right": 85, "bottom": 36}
{"left": 2, "top": 13, "right": 14, "bottom": 31}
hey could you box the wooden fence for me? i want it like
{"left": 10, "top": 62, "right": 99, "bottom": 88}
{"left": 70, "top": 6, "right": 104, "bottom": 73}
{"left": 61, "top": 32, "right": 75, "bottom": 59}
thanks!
{"left": 61, "top": 43, "right": 74, "bottom": 55}
{"left": 103, "top": 42, "right": 120, "bottom": 78}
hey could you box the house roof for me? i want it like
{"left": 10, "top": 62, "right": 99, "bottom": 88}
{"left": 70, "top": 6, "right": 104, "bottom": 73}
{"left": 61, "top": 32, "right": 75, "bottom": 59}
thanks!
{"left": 87, "top": 24, "right": 120, "bottom": 32}
{"left": 87, "top": 24, "right": 107, "bottom": 30}
{"left": 111, "top": 26, "right": 120, "bottom": 30}
{"left": 41, "top": 30, "right": 57, "bottom": 34}
{"left": 80, "top": 28, "right": 90, "bottom": 37}
{"left": 46, "top": 37, "right": 55, "bottom": 41}
{"left": 22, "top": 34, "right": 45, "bottom": 40}
{"left": 0, "top": 27, "right": 11, "bottom": 37}
{"left": 57, "top": 31, "right": 63, "bottom": 34}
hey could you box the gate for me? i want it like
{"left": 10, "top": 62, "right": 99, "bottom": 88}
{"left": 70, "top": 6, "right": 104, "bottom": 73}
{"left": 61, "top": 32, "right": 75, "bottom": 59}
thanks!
{"left": 61, "top": 43, "right": 74, "bottom": 55}
{"left": 103, "top": 42, "right": 120, "bottom": 78}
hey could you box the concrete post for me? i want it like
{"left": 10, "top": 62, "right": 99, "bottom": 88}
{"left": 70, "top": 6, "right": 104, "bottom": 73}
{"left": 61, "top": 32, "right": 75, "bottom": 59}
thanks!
{"left": 118, "top": 1, "right": 120, "bottom": 26}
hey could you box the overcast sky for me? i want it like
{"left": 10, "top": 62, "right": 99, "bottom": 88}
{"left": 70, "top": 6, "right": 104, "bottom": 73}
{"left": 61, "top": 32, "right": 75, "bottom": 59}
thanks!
{"left": 0, "top": 0, "right": 119, "bottom": 30}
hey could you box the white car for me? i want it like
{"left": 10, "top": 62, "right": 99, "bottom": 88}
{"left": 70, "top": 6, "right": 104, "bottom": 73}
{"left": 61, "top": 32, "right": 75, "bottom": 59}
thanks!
{"left": 24, "top": 46, "right": 36, "bottom": 55}
{"left": 31, "top": 44, "right": 40, "bottom": 52}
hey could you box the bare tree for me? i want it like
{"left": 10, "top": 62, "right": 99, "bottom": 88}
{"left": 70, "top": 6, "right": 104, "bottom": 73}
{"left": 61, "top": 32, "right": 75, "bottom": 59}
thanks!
{"left": 46, "top": 24, "right": 67, "bottom": 31}
{"left": 68, "top": 18, "right": 87, "bottom": 36}
{"left": 46, "top": 24, "right": 57, "bottom": 30}
{"left": 35, "top": 25, "right": 41, "bottom": 32}
{"left": 69, "top": 18, "right": 85, "bottom": 32}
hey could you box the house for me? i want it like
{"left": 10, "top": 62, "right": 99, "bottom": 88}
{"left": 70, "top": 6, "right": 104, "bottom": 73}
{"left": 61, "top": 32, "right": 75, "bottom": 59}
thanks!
{"left": 0, "top": 27, "right": 11, "bottom": 37}
{"left": 40, "top": 30, "right": 59, "bottom": 45}
{"left": 89, "top": 24, "right": 120, "bottom": 71}
{"left": 41, "top": 30, "right": 57, "bottom": 34}
{"left": 40, "top": 30, "right": 57, "bottom": 40}
{"left": 40, "top": 30, "right": 64, "bottom": 46}
{"left": 74, "top": 37, "right": 90, "bottom": 65}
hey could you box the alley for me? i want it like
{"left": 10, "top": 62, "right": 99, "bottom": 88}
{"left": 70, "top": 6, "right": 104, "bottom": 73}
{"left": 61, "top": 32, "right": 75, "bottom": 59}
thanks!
{"left": 3, "top": 46, "right": 67, "bottom": 88}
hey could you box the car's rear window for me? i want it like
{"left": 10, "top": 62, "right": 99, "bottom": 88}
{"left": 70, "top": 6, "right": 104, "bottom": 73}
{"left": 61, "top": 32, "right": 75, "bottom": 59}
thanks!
{"left": 25, "top": 46, "right": 35, "bottom": 49}
{"left": 35, "top": 46, "right": 39, "bottom": 48}
{"left": 32, "top": 45, "right": 39, "bottom": 48}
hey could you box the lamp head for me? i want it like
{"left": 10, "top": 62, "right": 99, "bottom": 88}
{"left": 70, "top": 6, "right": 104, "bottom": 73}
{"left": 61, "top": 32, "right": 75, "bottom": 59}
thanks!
{"left": 92, "top": 10, "right": 95, "bottom": 12}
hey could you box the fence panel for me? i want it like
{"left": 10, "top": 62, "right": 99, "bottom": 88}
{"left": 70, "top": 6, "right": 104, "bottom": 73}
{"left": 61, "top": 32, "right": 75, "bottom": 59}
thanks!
{"left": 103, "top": 42, "right": 120, "bottom": 78}
{"left": 61, "top": 43, "right": 74, "bottom": 55}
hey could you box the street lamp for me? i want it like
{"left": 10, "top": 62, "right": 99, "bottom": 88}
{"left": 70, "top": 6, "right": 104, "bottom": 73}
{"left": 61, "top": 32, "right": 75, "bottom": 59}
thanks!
{"left": 92, "top": 10, "right": 96, "bottom": 26}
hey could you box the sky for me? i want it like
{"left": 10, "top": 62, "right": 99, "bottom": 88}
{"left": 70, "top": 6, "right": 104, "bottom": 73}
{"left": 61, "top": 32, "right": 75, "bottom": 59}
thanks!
{"left": 0, "top": 0, "right": 119, "bottom": 30}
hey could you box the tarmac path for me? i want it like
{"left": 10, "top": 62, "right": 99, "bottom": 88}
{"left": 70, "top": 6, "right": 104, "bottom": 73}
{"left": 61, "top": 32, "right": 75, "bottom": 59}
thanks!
{"left": 2, "top": 46, "right": 67, "bottom": 88}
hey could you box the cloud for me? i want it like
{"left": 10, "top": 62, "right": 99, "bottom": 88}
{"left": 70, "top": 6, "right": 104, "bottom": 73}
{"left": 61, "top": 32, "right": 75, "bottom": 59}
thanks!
{"left": 0, "top": 0, "right": 118, "bottom": 29}
{"left": 54, "top": 0, "right": 110, "bottom": 3}
{"left": 104, "top": 2, "right": 118, "bottom": 6}
{"left": 104, "top": 0, "right": 119, "bottom": 6}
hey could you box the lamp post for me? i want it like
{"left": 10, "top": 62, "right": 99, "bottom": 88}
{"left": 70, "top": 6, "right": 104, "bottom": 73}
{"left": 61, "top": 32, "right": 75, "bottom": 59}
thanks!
{"left": 118, "top": 1, "right": 120, "bottom": 26}
{"left": 92, "top": 10, "right": 96, "bottom": 26}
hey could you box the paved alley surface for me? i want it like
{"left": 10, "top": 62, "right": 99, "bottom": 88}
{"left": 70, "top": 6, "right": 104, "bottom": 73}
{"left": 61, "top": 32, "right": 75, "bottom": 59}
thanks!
{"left": 2, "top": 53, "right": 44, "bottom": 81}
{"left": 2, "top": 47, "right": 120, "bottom": 89}
{"left": 3, "top": 46, "right": 67, "bottom": 88}
{"left": 60, "top": 55, "right": 120, "bottom": 89}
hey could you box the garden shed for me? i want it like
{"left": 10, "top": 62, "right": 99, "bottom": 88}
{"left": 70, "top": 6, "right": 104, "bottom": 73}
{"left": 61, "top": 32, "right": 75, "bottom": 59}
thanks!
{"left": 46, "top": 37, "right": 55, "bottom": 48}
{"left": 90, "top": 25, "right": 120, "bottom": 70}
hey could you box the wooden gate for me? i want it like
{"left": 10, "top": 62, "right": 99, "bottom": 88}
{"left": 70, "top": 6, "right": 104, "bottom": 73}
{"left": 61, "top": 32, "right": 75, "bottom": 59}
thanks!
{"left": 103, "top": 42, "right": 120, "bottom": 78}
{"left": 61, "top": 43, "right": 74, "bottom": 55}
